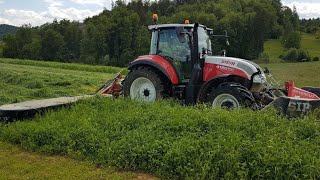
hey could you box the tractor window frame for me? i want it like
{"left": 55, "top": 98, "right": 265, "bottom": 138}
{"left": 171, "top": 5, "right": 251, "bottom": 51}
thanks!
{"left": 156, "top": 27, "right": 193, "bottom": 81}
{"left": 198, "top": 27, "right": 212, "bottom": 56}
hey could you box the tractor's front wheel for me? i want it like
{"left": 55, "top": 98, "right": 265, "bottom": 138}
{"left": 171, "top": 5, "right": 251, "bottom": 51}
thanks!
{"left": 124, "top": 67, "right": 164, "bottom": 102}
{"left": 207, "top": 83, "right": 256, "bottom": 109}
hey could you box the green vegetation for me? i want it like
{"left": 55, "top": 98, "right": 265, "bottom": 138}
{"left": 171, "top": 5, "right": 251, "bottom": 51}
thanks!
{"left": 0, "top": 141, "right": 156, "bottom": 179}
{"left": 0, "top": 58, "right": 126, "bottom": 74}
{"left": 1, "top": 97, "right": 320, "bottom": 179}
{"left": 0, "top": 24, "right": 17, "bottom": 40}
{"left": 263, "top": 39, "right": 283, "bottom": 62}
{"left": 1, "top": 0, "right": 300, "bottom": 65}
{"left": 264, "top": 33, "right": 320, "bottom": 62}
{"left": 301, "top": 33, "right": 320, "bottom": 58}
{"left": 1, "top": 59, "right": 320, "bottom": 179}
{"left": 0, "top": 59, "right": 116, "bottom": 105}
{"left": 261, "top": 61, "right": 320, "bottom": 87}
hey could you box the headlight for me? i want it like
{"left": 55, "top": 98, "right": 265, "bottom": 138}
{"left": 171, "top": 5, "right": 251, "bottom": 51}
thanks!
{"left": 253, "top": 74, "right": 266, "bottom": 83}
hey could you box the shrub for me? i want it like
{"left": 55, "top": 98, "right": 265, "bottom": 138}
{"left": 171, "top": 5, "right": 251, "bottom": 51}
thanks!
{"left": 282, "top": 48, "right": 311, "bottom": 62}
{"left": 313, "top": 57, "right": 319, "bottom": 61}
{"left": 297, "top": 48, "right": 311, "bottom": 62}
{"left": 282, "top": 31, "right": 301, "bottom": 49}
{"left": 282, "top": 48, "right": 298, "bottom": 62}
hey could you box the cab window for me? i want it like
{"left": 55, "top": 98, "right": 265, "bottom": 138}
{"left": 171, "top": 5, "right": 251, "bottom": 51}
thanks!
{"left": 157, "top": 28, "right": 191, "bottom": 80}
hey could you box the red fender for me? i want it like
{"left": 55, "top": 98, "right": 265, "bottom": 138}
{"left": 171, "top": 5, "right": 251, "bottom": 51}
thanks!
{"left": 128, "top": 55, "right": 179, "bottom": 85}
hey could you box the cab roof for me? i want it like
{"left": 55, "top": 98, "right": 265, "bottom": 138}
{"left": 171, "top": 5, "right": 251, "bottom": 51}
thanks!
{"left": 148, "top": 24, "right": 211, "bottom": 31}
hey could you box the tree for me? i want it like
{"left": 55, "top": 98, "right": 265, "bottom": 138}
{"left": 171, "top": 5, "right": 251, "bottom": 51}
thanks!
{"left": 40, "top": 29, "right": 64, "bottom": 61}
{"left": 282, "top": 31, "right": 301, "bottom": 49}
{"left": 2, "top": 34, "right": 18, "bottom": 58}
{"left": 0, "top": 42, "right": 5, "bottom": 58}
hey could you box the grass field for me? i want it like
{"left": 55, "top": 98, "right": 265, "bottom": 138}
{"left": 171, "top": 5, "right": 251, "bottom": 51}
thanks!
{"left": 0, "top": 58, "right": 320, "bottom": 179}
{"left": 261, "top": 61, "right": 320, "bottom": 87}
{"left": 0, "top": 59, "right": 119, "bottom": 105}
{"left": 0, "top": 141, "right": 156, "bottom": 179}
{"left": 264, "top": 33, "right": 320, "bottom": 63}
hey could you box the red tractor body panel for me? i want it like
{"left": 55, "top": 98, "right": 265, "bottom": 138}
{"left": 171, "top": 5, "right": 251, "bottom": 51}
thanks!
{"left": 135, "top": 55, "right": 179, "bottom": 85}
{"left": 203, "top": 62, "right": 249, "bottom": 81}
{"left": 285, "top": 80, "right": 320, "bottom": 100}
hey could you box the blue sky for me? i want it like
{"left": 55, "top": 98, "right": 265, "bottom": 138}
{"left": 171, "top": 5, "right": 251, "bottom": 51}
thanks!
{"left": 0, "top": 0, "right": 320, "bottom": 26}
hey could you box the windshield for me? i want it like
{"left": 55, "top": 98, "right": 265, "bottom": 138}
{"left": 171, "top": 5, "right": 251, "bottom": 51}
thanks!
{"left": 198, "top": 27, "right": 212, "bottom": 55}
{"left": 157, "top": 28, "right": 192, "bottom": 80}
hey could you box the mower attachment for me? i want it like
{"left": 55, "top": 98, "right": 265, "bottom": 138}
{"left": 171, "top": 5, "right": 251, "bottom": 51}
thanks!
{"left": 95, "top": 70, "right": 123, "bottom": 97}
{"left": 0, "top": 71, "right": 124, "bottom": 121}
{"left": 264, "top": 80, "right": 320, "bottom": 117}
{"left": 0, "top": 95, "right": 93, "bottom": 121}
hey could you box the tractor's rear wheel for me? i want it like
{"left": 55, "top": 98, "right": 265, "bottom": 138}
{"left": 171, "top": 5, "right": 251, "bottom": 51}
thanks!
{"left": 207, "top": 83, "right": 256, "bottom": 109}
{"left": 124, "top": 67, "right": 164, "bottom": 102}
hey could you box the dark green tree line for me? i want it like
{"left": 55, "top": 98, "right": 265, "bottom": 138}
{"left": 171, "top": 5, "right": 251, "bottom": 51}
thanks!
{"left": 2, "top": 0, "right": 300, "bottom": 66}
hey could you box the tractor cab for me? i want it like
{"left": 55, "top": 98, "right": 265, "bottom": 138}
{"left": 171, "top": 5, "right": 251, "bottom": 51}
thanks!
{"left": 148, "top": 24, "right": 212, "bottom": 82}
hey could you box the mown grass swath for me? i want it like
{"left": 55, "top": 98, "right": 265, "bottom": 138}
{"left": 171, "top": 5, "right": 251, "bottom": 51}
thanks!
{"left": 0, "top": 60, "right": 115, "bottom": 105}
{"left": 1, "top": 97, "right": 320, "bottom": 179}
{"left": 0, "top": 58, "right": 127, "bottom": 74}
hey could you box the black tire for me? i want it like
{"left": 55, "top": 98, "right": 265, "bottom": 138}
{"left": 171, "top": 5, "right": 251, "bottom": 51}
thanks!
{"left": 123, "top": 66, "right": 165, "bottom": 102}
{"left": 206, "top": 83, "right": 256, "bottom": 109}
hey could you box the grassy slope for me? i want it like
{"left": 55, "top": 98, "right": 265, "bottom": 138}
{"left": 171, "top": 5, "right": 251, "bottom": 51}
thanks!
{"left": 260, "top": 61, "right": 320, "bottom": 87}
{"left": 0, "top": 141, "right": 155, "bottom": 179}
{"left": 264, "top": 33, "right": 320, "bottom": 62}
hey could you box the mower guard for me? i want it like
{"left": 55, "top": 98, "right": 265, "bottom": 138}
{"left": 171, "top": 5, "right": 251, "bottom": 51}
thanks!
{"left": 264, "top": 80, "right": 320, "bottom": 117}
{"left": 264, "top": 96, "right": 320, "bottom": 117}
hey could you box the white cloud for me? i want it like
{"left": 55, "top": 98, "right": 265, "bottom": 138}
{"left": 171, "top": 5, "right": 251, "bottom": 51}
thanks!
{"left": 283, "top": 2, "right": 320, "bottom": 19}
{"left": 70, "top": 0, "right": 111, "bottom": 7}
{"left": 2, "top": 9, "right": 50, "bottom": 26}
{"left": 0, "top": 17, "right": 13, "bottom": 25}
{"left": 43, "top": 0, "right": 63, "bottom": 7}
{"left": 1, "top": 4, "right": 103, "bottom": 26}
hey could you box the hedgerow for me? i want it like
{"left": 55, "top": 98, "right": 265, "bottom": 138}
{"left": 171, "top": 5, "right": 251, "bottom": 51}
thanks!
{"left": 0, "top": 97, "right": 320, "bottom": 179}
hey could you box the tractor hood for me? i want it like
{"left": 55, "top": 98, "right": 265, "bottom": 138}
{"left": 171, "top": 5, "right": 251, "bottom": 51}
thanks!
{"left": 204, "top": 56, "right": 265, "bottom": 83}
{"left": 205, "top": 56, "right": 263, "bottom": 77}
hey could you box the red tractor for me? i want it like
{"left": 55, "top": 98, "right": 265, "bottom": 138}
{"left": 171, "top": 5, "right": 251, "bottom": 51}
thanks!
{"left": 122, "top": 17, "right": 320, "bottom": 114}
{"left": 123, "top": 20, "right": 271, "bottom": 108}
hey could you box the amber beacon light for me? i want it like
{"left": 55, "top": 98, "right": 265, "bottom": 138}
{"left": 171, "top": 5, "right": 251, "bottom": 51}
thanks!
{"left": 184, "top": 20, "right": 190, "bottom": 24}
{"left": 152, "top": 14, "right": 158, "bottom": 24}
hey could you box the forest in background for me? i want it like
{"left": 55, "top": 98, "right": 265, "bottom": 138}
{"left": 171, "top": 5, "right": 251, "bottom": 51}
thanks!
{"left": 1, "top": 0, "right": 318, "bottom": 67}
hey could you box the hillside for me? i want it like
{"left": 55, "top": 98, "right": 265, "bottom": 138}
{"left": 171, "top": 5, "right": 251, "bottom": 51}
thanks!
{"left": 264, "top": 33, "right": 320, "bottom": 63}
{"left": 0, "top": 24, "right": 17, "bottom": 40}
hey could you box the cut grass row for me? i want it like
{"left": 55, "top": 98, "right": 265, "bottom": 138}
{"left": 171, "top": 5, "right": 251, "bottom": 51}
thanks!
{"left": 1, "top": 97, "right": 319, "bottom": 179}
{"left": 0, "top": 58, "right": 127, "bottom": 74}
{"left": 0, "top": 62, "right": 114, "bottom": 105}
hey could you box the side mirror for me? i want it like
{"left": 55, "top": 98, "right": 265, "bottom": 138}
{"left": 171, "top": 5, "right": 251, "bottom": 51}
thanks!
{"left": 176, "top": 27, "right": 187, "bottom": 43}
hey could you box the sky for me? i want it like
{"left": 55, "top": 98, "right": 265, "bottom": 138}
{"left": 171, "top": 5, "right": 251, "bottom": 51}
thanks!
{"left": 0, "top": 0, "right": 320, "bottom": 27}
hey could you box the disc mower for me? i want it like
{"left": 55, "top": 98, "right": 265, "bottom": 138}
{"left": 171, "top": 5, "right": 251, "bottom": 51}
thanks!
{"left": 1, "top": 15, "right": 320, "bottom": 121}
